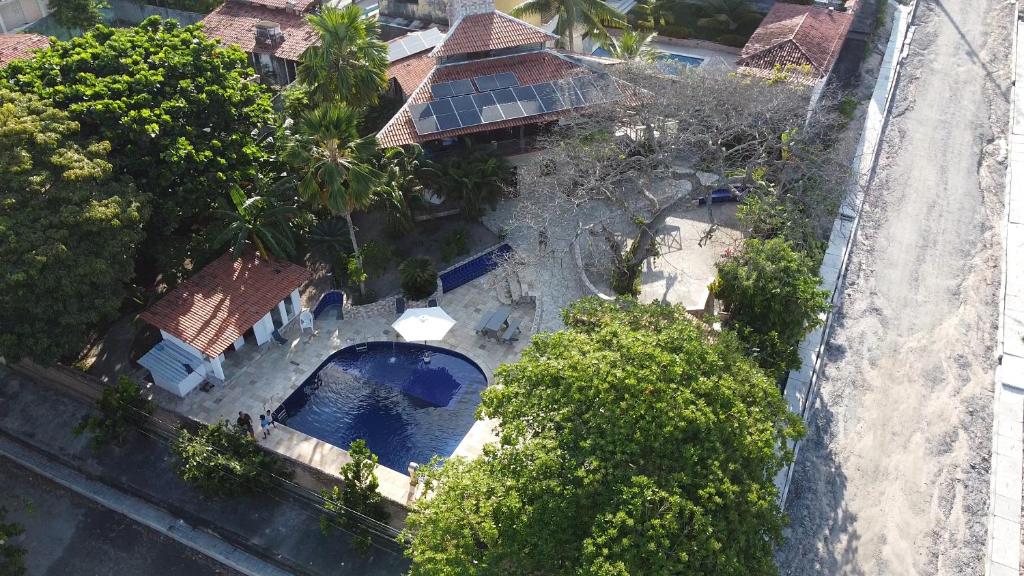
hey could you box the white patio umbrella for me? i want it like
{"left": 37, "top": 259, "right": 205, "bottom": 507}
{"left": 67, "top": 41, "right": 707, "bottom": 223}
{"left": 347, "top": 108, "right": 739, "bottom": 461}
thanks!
{"left": 391, "top": 307, "right": 457, "bottom": 343}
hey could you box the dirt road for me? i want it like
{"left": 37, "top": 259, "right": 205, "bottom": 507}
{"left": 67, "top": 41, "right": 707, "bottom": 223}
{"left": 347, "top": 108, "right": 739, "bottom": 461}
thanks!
{"left": 776, "top": 1, "right": 1012, "bottom": 575}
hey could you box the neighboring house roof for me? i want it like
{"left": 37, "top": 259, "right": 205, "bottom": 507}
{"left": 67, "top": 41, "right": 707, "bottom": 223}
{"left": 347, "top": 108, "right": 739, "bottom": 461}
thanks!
{"left": 431, "top": 12, "right": 555, "bottom": 59}
{"left": 246, "top": 0, "right": 318, "bottom": 11}
{"left": 388, "top": 51, "right": 436, "bottom": 97}
{"left": 139, "top": 252, "right": 310, "bottom": 358}
{"left": 0, "top": 34, "right": 49, "bottom": 67}
{"left": 201, "top": 1, "right": 319, "bottom": 61}
{"left": 737, "top": 3, "right": 854, "bottom": 79}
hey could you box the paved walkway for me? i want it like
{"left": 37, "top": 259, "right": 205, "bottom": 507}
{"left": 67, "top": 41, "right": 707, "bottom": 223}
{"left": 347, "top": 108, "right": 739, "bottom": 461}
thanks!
{"left": 0, "top": 436, "right": 287, "bottom": 576}
{"left": 989, "top": 17, "right": 1024, "bottom": 576}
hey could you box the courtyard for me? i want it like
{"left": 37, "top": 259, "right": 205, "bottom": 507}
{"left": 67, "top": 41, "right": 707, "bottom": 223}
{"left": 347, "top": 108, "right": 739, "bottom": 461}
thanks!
{"left": 150, "top": 273, "right": 535, "bottom": 504}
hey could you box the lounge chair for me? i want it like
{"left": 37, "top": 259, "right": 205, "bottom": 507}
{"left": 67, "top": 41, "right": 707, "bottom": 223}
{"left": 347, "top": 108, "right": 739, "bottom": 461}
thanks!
{"left": 396, "top": 297, "right": 406, "bottom": 314}
{"left": 499, "top": 318, "right": 522, "bottom": 343}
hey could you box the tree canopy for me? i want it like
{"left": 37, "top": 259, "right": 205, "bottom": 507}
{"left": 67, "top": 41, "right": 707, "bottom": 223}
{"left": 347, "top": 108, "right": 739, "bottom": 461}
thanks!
{"left": 1, "top": 17, "right": 274, "bottom": 279}
{"left": 0, "top": 87, "right": 146, "bottom": 364}
{"left": 297, "top": 5, "right": 388, "bottom": 108}
{"left": 712, "top": 237, "right": 831, "bottom": 376}
{"left": 405, "top": 298, "right": 803, "bottom": 576}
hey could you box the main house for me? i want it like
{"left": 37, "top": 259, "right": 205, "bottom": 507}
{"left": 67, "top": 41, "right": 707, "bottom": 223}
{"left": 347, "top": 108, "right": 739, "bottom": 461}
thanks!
{"left": 377, "top": 0, "right": 627, "bottom": 152}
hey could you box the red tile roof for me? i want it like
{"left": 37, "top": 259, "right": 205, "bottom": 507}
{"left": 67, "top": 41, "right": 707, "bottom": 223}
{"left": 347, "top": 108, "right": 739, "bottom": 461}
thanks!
{"left": 432, "top": 12, "right": 555, "bottom": 59}
{"left": 0, "top": 34, "right": 49, "bottom": 67}
{"left": 246, "top": 0, "right": 317, "bottom": 11}
{"left": 201, "top": 1, "right": 319, "bottom": 61}
{"left": 377, "top": 50, "right": 585, "bottom": 148}
{"left": 139, "top": 252, "right": 310, "bottom": 357}
{"left": 738, "top": 3, "right": 854, "bottom": 79}
{"left": 388, "top": 51, "right": 435, "bottom": 97}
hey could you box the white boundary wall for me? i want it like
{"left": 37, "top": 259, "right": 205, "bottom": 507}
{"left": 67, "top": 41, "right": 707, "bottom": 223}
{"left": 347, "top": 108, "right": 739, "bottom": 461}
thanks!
{"left": 775, "top": 0, "right": 919, "bottom": 506}
{"left": 987, "top": 12, "right": 1024, "bottom": 576}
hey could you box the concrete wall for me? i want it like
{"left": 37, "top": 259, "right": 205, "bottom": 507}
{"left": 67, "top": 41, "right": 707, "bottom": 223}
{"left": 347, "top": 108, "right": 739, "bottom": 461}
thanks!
{"left": 108, "top": 0, "right": 205, "bottom": 25}
{"left": 0, "top": 0, "right": 46, "bottom": 32}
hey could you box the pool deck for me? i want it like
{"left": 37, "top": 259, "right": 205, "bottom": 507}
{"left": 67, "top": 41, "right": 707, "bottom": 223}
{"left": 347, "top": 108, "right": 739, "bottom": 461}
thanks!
{"left": 151, "top": 276, "right": 534, "bottom": 510}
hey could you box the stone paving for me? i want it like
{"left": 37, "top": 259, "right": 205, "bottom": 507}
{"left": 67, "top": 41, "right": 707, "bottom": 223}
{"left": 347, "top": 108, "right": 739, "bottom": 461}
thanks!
{"left": 152, "top": 275, "right": 534, "bottom": 504}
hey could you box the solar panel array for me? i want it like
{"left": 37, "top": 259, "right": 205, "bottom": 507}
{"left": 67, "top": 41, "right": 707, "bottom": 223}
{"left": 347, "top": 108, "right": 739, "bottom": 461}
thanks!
{"left": 387, "top": 28, "right": 445, "bottom": 63}
{"left": 410, "top": 74, "right": 621, "bottom": 136}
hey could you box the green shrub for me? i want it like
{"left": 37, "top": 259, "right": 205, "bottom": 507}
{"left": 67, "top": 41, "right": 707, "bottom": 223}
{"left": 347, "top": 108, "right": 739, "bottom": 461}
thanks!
{"left": 711, "top": 237, "right": 830, "bottom": 376}
{"left": 74, "top": 376, "right": 154, "bottom": 450}
{"left": 440, "top": 228, "right": 469, "bottom": 264}
{"left": 399, "top": 257, "right": 438, "bottom": 301}
{"left": 0, "top": 507, "right": 25, "bottom": 576}
{"left": 320, "top": 439, "right": 389, "bottom": 553}
{"left": 172, "top": 422, "right": 289, "bottom": 497}
{"left": 359, "top": 241, "right": 392, "bottom": 280}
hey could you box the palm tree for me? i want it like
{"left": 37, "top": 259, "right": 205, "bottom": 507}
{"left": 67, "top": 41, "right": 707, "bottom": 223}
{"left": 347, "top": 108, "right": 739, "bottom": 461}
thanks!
{"left": 598, "top": 28, "right": 659, "bottom": 62}
{"left": 439, "top": 152, "right": 511, "bottom": 219}
{"left": 297, "top": 5, "right": 389, "bottom": 108}
{"left": 694, "top": 0, "right": 758, "bottom": 32}
{"left": 213, "top": 183, "right": 297, "bottom": 261}
{"left": 511, "top": 0, "right": 624, "bottom": 52}
{"left": 283, "top": 101, "right": 383, "bottom": 294}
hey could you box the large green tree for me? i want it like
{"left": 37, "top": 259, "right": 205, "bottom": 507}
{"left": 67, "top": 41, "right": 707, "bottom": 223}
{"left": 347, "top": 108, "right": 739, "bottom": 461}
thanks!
{"left": 0, "top": 88, "right": 146, "bottom": 364}
{"left": 297, "top": 5, "right": 388, "bottom": 108}
{"left": 405, "top": 298, "right": 803, "bottom": 576}
{"left": 1, "top": 17, "right": 274, "bottom": 279}
{"left": 284, "top": 101, "right": 382, "bottom": 294}
{"left": 48, "top": 0, "right": 107, "bottom": 30}
{"left": 512, "top": 0, "right": 623, "bottom": 52}
{"left": 712, "top": 237, "right": 831, "bottom": 376}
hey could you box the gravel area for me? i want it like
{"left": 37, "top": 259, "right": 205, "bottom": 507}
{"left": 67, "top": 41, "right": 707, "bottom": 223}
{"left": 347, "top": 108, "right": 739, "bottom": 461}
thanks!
{"left": 775, "top": 0, "right": 1012, "bottom": 574}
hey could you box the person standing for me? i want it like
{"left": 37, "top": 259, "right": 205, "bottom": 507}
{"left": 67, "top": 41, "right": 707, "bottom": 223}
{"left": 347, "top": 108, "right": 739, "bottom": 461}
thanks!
{"left": 237, "top": 411, "right": 255, "bottom": 439}
{"left": 265, "top": 409, "right": 277, "bottom": 428}
{"left": 259, "top": 413, "right": 271, "bottom": 439}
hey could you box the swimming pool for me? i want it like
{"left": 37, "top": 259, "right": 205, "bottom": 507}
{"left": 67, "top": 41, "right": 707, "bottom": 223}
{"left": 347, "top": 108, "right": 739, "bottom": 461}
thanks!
{"left": 590, "top": 47, "right": 704, "bottom": 70}
{"left": 273, "top": 342, "right": 487, "bottom": 473}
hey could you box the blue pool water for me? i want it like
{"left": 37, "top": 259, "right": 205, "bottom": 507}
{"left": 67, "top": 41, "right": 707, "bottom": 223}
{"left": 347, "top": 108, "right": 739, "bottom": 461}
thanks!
{"left": 590, "top": 47, "right": 704, "bottom": 71}
{"left": 273, "top": 342, "right": 487, "bottom": 473}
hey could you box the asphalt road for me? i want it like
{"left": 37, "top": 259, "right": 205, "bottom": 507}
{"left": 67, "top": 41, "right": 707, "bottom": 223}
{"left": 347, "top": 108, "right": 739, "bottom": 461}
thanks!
{"left": 0, "top": 458, "right": 240, "bottom": 576}
{"left": 776, "top": 1, "right": 1013, "bottom": 575}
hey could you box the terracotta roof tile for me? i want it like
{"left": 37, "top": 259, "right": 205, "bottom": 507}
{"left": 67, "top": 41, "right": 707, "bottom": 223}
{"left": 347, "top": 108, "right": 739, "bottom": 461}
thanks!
{"left": 139, "top": 252, "right": 310, "bottom": 357}
{"left": 0, "top": 34, "right": 49, "bottom": 67}
{"left": 738, "top": 3, "right": 854, "bottom": 78}
{"left": 378, "top": 50, "right": 583, "bottom": 147}
{"left": 201, "top": 1, "right": 319, "bottom": 61}
{"left": 432, "top": 12, "right": 555, "bottom": 59}
{"left": 388, "top": 51, "right": 435, "bottom": 97}
{"left": 246, "top": 0, "right": 317, "bottom": 12}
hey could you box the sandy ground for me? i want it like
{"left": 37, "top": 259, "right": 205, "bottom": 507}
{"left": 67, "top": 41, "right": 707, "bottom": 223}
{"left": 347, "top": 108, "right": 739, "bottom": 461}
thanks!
{"left": 775, "top": 1, "right": 1012, "bottom": 575}
{"left": 0, "top": 458, "right": 240, "bottom": 576}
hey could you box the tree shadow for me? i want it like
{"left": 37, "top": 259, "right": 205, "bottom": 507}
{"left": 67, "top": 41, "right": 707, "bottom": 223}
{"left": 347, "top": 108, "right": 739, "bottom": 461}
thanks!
{"left": 776, "top": 384, "right": 865, "bottom": 576}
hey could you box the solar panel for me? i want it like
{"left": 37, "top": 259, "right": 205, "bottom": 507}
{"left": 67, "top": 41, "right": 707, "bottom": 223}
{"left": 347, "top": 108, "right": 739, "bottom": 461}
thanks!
{"left": 473, "top": 91, "right": 504, "bottom": 122}
{"left": 430, "top": 98, "right": 456, "bottom": 116}
{"left": 474, "top": 74, "right": 499, "bottom": 92}
{"left": 448, "top": 79, "right": 475, "bottom": 96}
{"left": 410, "top": 103, "right": 439, "bottom": 134}
{"left": 451, "top": 94, "right": 477, "bottom": 112}
{"left": 457, "top": 108, "right": 483, "bottom": 127}
{"left": 512, "top": 85, "right": 542, "bottom": 115}
{"left": 388, "top": 42, "right": 408, "bottom": 62}
{"left": 532, "top": 82, "right": 567, "bottom": 112}
{"left": 403, "top": 34, "right": 427, "bottom": 54}
{"left": 435, "top": 113, "right": 461, "bottom": 131}
{"left": 493, "top": 72, "right": 519, "bottom": 89}
{"left": 432, "top": 83, "right": 454, "bottom": 99}
{"left": 420, "top": 27, "right": 444, "bottom": 46}
{"left": 412, "top": 74, "right": 623, "bottom": 135}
